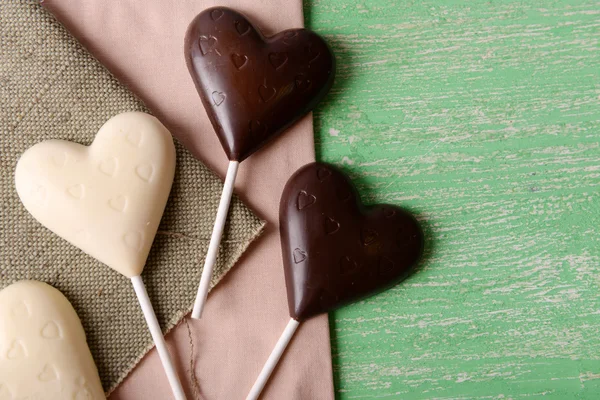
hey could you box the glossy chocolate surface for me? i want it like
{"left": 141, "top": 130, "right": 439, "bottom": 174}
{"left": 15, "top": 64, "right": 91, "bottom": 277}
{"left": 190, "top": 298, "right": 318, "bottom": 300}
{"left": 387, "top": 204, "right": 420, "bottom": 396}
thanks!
{"left": 185, "top": 7, "right": 335, "bottom": 161}
{"left": 280, "top": 163, "right": 424, "bottom": 321}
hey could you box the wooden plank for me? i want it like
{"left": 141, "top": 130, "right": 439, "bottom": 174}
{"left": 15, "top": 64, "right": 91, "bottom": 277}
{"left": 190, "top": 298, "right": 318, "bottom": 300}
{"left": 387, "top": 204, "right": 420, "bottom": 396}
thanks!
{"left": 305, "top": 0, "right": 600, "bottom": 398}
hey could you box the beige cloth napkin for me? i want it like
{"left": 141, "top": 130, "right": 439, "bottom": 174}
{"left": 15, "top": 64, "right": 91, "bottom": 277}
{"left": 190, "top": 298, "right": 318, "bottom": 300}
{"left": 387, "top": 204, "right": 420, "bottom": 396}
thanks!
{"left": 0, "top": 0, "right": 264, "bottom": 395}
{"left": 43, "top": 0, "right": 335, "bottom": 399}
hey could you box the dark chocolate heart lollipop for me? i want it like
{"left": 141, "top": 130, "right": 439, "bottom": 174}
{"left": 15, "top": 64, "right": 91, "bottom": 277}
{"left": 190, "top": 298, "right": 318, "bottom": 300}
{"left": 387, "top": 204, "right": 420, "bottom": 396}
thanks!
{"left": 280, "top": 162, "right": 424, "bottom": 320}
{"left": 184, "top": 7, "right": 335, "bottom": 161}
{"left": 185, "top": 7, "right": 336, "bottom": 320}
{"left": 246, "top": 162, "right": 424, "bottom": 400}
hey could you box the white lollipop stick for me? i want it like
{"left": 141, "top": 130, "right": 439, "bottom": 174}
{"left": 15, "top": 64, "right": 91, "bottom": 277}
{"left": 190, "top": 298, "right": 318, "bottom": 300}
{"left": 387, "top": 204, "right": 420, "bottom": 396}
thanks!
{"left": 246, "top": 318, "right": 301, "bottom": 400}
{"left": 192, "top": 160, "right": 240, "bottom": 319}
{"left": 131, "top": 276, "right": 187, "bottom": 400}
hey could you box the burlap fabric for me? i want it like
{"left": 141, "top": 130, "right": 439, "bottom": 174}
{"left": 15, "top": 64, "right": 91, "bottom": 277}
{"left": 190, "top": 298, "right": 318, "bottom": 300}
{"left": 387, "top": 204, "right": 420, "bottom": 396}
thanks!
{"left": 0, "top": 1, "right": 265, "bottom": 394}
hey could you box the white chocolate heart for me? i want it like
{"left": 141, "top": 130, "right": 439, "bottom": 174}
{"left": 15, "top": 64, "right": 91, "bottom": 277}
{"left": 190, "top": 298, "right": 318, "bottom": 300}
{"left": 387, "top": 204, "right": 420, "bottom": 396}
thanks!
{"left": 15, "top": 112, "right": 176, "bottom": 277}
{"left": 0, "top": 281, "right": 105, "bottom": 400}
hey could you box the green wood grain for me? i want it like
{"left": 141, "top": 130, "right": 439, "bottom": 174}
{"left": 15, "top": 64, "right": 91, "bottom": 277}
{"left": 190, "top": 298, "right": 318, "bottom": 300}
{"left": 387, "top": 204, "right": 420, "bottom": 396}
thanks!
{"left": 304, "top": 0, "right": 600, "bottom": 398}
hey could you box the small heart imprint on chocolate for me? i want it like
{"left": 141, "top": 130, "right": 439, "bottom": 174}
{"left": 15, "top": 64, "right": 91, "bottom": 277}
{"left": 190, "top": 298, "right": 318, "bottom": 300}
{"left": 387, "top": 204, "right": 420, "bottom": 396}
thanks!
{"left": 212, "top": 91, "right": 226, "bottom": 106}
{"left": 125, "top": 130, "right": 143, "bottom": 147}
{"left": 50, "top": 152, "right": 67, "bottom": 167}
{"left": 269, "top": 52, "right": 288, "bottom": 70}
{"left": 293, "top": 248, "right": 307, "bottom": 264}
{"left": 297, "top": 191, "right": 316, "bottom": 210}
{"left": 74, "top": 387, "right": 93, "bottom": 400}
{"left": 15, "top": 112, "right": 176, "bottom": 278}
{"left": 135, "top": 163, "right": 155, "bottom": 183}
{"left": 123, "top": 231, "right": 143, "bottom": 252}
{"left": 295, "top": 74, "right": 312, "bottom": 92}
{"left": 6, "top": 340, "right": 27, "bottom": 360}
{"left": 340, "top": 256, "right": 360, "bottom": 275}
{"left": 29, "top": 185, "right": 47, "bottom": 205}
{"left": 38, "top": 364, "right": 58, "bottom": 382}
{"left": 361, "top": 228, "right": 379, "bottom": 246}
{"left": 185, "top": 7, "right": 335, "bottom": 161}
{"left": 231, "top": 53, "right": 248, "bottom": 70}
{"left": 199, "top": 35, "right": 218, "bottom": 55}
{"left": 280, "top": 162, "right": 424, "bottom": 321}
{"left": 41, "top": 321, "right": 62, "bottom": 339}
{"left": 379, "top": 256, "right": 396, "bottom": 276}
{"left": 283, "top": 31, "right": 298, "bottom": 44}
{"left": 11, "top": 302, "right": 30, "bottom": 318}
{"left": 210, "top": 8, "right": 224, "bottom": 21}
{"left": 108, "top": 195, "right": 128, "bottom": 213}
{"left": 67, "top": 184, "right": 85, "bottom": 200}
{"left": 249, "top": 120, "right": 266, "bottom": 138}
{"left": 336, "top": 184, "right": 353, "bottom": 202}
{"left": 324, "top": 216, "right": 340, "bottom": 235}
{"left": 259, "top": 85, "right": 276, "bottom": 102}
{"left": 316, "top": 167, "right": 331, "bottom": 182}
{"left": 235, "top": 20, "right": 250, "bottom": 36}
{"left": 98, "top": 157, "right": 118, "bottom": 176}
{"left": 305, "top": 44, "right": 321, "bottom": 64}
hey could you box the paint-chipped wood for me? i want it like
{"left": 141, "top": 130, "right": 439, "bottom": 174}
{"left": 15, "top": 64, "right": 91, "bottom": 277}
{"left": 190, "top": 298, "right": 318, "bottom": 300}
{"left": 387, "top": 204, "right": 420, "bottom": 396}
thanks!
{"left": 305, "top": 0, "right": 600, "bottom": 398}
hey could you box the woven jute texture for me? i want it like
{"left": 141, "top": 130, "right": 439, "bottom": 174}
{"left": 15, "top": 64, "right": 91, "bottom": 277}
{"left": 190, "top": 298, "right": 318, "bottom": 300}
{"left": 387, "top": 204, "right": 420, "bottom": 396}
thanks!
{"left": 0, "top": 1, "right": 265, "bottom": 394}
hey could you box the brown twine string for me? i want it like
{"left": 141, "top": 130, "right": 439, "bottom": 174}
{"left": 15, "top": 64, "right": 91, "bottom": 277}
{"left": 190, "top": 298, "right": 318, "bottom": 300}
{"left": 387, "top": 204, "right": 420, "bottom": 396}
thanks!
{"left": 185, "top": 318, "right": 203, "bottom": 400}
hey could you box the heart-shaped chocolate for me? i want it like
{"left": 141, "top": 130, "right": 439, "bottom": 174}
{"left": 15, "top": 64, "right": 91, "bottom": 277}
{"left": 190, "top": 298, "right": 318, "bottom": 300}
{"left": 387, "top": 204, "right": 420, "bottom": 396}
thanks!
{"left": 280, "top": 163, "right": 424, "bottom": 321}
{"left": 15, "top": 112, "right": 176, "bottom": 278}
{"left": 0, "top": 281, "right": 104, "bottom": 399}
{"left": 185, "top": 7, "right": 335, "bottom": 162}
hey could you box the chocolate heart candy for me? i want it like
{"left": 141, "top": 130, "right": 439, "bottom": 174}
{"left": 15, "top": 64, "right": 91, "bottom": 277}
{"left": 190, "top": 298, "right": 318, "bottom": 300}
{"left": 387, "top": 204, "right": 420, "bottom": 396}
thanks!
{"left": 280, "top": 163, "right": 424, "bottom": 321}
{"left": 185, "top": 7, "right": 335, "bottom": 162}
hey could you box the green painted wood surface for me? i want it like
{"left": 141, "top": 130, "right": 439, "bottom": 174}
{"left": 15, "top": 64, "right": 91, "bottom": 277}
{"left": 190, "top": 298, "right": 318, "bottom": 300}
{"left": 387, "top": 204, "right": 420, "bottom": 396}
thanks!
{"left": 304, "top": 0, "right": 600, "bottom": 398}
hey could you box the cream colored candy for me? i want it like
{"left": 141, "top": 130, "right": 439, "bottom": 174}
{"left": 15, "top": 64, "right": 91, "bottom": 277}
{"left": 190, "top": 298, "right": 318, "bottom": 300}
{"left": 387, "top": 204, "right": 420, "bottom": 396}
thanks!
{"left": 15, "top": 112, "right": 176, "bottom": 277}
{"left": 0, "top": 281, "right": 105, "bottom": 400}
